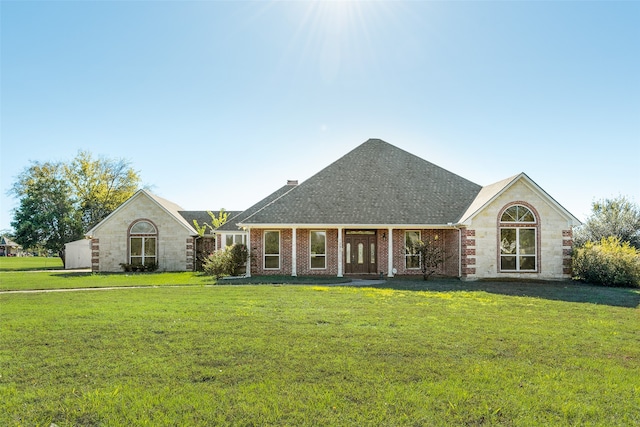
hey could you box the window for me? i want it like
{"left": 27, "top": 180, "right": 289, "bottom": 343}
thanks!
{"left": 405, "top": 231, "right": 421, "bottom": 269}
{"left": 264, "top": 231, "right": 280, "bottom": 269}
{"left": 129, "top": 220, "right": 157, "bottom": 267}
{"left": 501, "top": 205, "right": 536, "bottom": 223}
{"left": 224, "top": 234, "right": 246, "bottom": 247}
{"left": 310, "top": 231, "right": 326, "bottom": 269}
{"left": 499, "top": 205, "right": 537, "bottom": 272}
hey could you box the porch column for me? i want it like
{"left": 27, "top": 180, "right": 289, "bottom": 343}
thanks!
{"left": 387, "top": 227, "right": 394, "bottom": 277}
{"left": 337, "top": 227, "right": 343, "bottom": 277}
{"left": 245, "top": 228, "right": 251, "bottom": 278}
{"left": 291, "top": 227, "right": 297, "bottom": 277}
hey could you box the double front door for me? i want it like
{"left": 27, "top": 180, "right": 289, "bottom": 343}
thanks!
{"left": 344, "top": 231, "right": 377, "bottom": 275}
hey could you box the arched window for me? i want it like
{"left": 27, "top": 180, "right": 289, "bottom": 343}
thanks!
{"left": 499, "top": 204, "right": 538, "bottom": 272}
{"left": 129, "top": 220, "right": 157, "bottom": 268}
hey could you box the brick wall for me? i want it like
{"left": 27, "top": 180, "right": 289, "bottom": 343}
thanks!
{"left": 250, "top": 227, "right": 461, "bottom": 277}
{"left": 393, "top": 229, "right": 459, "bottom": 277}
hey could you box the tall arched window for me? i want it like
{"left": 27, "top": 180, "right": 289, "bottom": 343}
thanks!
{"left": 499, "top": 204, "right": 538, "bottom": 272}
{"left": 129, "top": 220, "right": 157, "bottom": 268}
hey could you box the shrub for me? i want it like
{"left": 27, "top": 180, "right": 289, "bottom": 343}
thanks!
{"left": 572, "top": 237, "right": 640, "bottom": 287}
{"left": 203, "top": 244, "right": 249, "bottom": 279}
{"left": 229, "top": 244, "right": 248, "bottom": 276}
{"left": 119, "top": 262, "right": 158, "bottom": 273}
{"left": 202, "top": 250, "right": 234, "bottom": 279}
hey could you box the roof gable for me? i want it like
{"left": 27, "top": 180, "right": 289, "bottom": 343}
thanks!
{"left": 87, "top": 189, "right": 198, "bottom": 236}
{"left": 0, "top": 236, "right": 20, "bottom": 247}
{"left": 240, "top": 139, "right": 483, "bottom": 226}
{"left": 458, "top": 173, "right": 581, "bottom": 225}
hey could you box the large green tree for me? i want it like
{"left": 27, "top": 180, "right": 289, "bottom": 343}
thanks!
{"left": 10, "top": 152, "right": 141, "bottom": 261}
{"left": 574, "top": 196, "right": 640, "bottom": 249}
{"left": 65, "top": 151, "right": 141, "bottom": 230}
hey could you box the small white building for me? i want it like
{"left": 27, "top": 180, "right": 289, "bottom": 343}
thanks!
{"left": 64, "top": 239, "right": 92, "bottom": 269}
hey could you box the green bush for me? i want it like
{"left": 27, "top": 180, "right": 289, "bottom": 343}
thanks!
{"left": 572, "top": 237, "right": 640, "bottom": 287}
{"left": 119, "top": 262, "right": 158, "bottom": 273}
{"left": 229, "top": 244, "right": 248, "bottom": 276}
{"left": 203, "top": 244, "right": 249, "bottom": 279}
{"left": 202, "top": 250, "right": 234, "bottom": 279}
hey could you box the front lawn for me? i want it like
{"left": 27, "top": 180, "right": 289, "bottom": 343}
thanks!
{"left": 0, "top": 272, "right": 352, "bottom": 292}
{"left": 0, "top": 256, "right": 63, "bottom": 271}
{"left": 1, "top": 278, "right": 638, "bottom": 426}
{"left": 0, "top": 271, "right": 213, "bottom": 291}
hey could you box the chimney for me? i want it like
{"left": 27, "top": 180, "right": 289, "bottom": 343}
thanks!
{"left": 287, "top": 180, "right": 298, "bottom": 185}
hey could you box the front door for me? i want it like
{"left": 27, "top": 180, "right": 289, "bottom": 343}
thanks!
{"left": 344, "top": 231, "right": 377, "bottom": 275}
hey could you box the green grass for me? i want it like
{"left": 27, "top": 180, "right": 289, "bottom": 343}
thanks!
{"left": 1, "top": 276, "right": 639, "bottom": 426}
{"left": 0, "top": 271, "right": 213, "bottom": 291}
{"left": 0, "top": 257, "right": 63, "bottom": 271}
{"left": 0, "top": 272, "right": 352, "bottom": 292}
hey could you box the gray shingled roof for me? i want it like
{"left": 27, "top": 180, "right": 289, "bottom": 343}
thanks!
{"left": 240, "top": 139, "right": 483, "bottom": 226}
{"left": 216, "top": 183, "right": 298, "bottom": 231}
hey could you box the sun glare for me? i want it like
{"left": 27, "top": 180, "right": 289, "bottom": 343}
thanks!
{"left": 291, "top": 1, "right": 377, "bottom": 83}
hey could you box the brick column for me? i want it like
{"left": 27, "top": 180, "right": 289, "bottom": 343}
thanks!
{"left": 562, "top": 229, "right": 573, "bottom": 276}
{"left": 91, "top": 238, "right": 100, "bottom": 272}
{"left": 186, "top": 237, "right": 194, "bottom": 271}
{"left": 461, "top": 229, "right": 476, "bottom": 277}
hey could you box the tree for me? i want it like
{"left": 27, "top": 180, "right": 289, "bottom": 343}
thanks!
{"left": 10, "top": 152, "right": 141, "bottom": 262}
{"left": 10, "top": 162, "right": 83, "bottom": 259}
{"left": 192, "top": 209, "right": 228, "bottom": 237}
{"left": 65, "top": 151, "right": 141, "bottom": 230}
{"left": 574, "top": 196, "right": 640, "bottom": 249}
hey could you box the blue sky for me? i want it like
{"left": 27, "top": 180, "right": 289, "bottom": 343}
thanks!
{"left": 2, "top": 0, "right": 639, "bottom": 232}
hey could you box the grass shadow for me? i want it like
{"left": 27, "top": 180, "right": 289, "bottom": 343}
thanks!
{"left": 360, "top": 277, "right": 640, "bottom": 308}
{"left": 220, "top": 275, "right": 352, "bottom": 286}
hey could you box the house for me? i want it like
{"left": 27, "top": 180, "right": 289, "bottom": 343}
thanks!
{"left": 0, "top": 235, "right": 22, "bottom": 256}
{"left": 87, "top": 139, "right": 580, "bottom": 280}
{"left": 87, "top": 190, "right": 201, "bottom": 272}
{"left": 237, "top": 139, "right": 580, "bottom": 280}
{"left": 86, "top": 189, "right": 243, "bottom": 272}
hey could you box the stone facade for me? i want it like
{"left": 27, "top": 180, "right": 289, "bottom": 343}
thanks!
{"left": 90, "top": 193, "right": 194, "bottom": 272}
{"left": 463, "top": 180, "right": 574, "bottom": 280}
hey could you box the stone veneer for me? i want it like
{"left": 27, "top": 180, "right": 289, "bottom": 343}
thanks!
{"left": 464, "top": 179, "right": 574, "bottom": 280}
{"left": 90, "top": 193, "right": 194, "bottom": 272}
